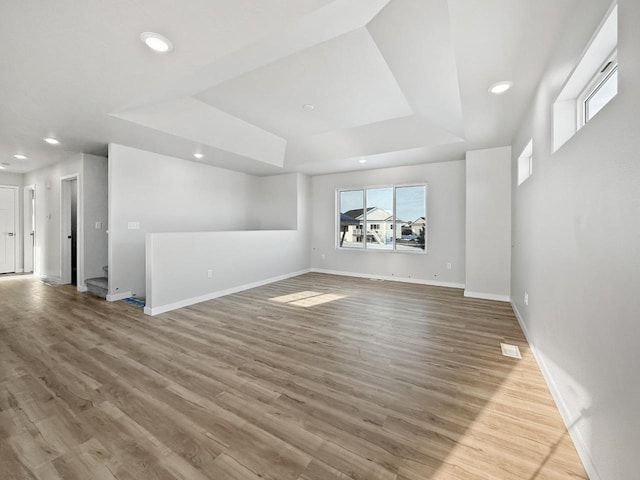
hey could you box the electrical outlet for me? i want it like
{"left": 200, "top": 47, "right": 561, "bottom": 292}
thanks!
{"left": 127, "top": 221, "right": 140, "bottom": 230}
{"left": 446, "top": 262, "right": 452, "bottom": 270}
{"left": 207, "top": 269, "right": 213, "bottom": 278}
{"left": 524, "top": 292, "right": 529, "bottom": 306}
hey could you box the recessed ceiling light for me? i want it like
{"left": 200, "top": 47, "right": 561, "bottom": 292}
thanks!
{"left": 14, "top": 154, "right": 27, "bottom": 160}
{"left": 140, "top": 32, "right": 173, "bottom": 53}
{"left": 193, "top": 153, "right": 204, "bottom": 159}
{"left": 359, "top": 158, "right": 367, "bottom": 164}
{"left": 302, "top": 104, "right": 315, "bottom": 111}
{"left": 489, "top": 81, "right": 513, "bottom": 95}
{"left": 0, "top": 164, "right": 6, "bottom": 170}
{"left": 44, "top": 137, "right": 60, "bottom": 145}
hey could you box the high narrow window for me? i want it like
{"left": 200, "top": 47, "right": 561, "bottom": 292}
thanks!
{"left": 581, "top": 56, "right": 618, "bottom": 124}
{"left": 553, "top": 4, "right": 617, "bottom": 151}
{"left": 518, "top": 140, "right": 533, "bottom": 186}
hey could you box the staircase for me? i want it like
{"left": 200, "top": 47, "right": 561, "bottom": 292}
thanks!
{"left": 85, "top": 266, "right": 108, "bottom": 299}
{"left": 370, "top": 229, "right": 385, "bottom": 245}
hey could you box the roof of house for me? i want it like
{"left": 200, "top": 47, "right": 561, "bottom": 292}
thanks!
{"left": 340, "top": 212, "right": 360, "bottom": 225}
{"left": 342, "top": 207, "right": 373, "bottom": 220}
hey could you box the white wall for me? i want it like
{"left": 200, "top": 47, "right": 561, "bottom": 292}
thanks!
{"left": 247, "top": 173, "right": 298, "bottom": 230}
{"left": 145, "top": 173, "right": 311, "bottom": 314}
{"left": 511, "top": 1, "right": 640, "bottom": 479}
{"left": 0, "top": 172, "right": 23, "bottom": 186}
{"left": 83, "top": 154, "right": 108, "bottom": 280}
{"left": 108, "top": 144, "right": 303, "bottom": 300}
{"left": 24, "top": 154, "right": 83, "bottom": 281}
{"left": 310, "top": 161, "right": 465, "bottom": 286}
{"left": 465, "top": 147, "right": 511, "bottom": 301}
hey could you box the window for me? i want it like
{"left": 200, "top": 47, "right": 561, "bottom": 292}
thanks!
{"left": 517, "top": 139, "right": 533, "bottom": 186}
{"left": 580, "top": 55, "right": 617, "bottom": 125}
{"left": 338, "top": 184, "right": 426, "bottom": 252}
{"left": 553, "top": 4, "right": 617, "bottom": 151}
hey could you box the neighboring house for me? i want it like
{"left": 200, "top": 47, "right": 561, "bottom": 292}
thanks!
{"left": 398, "top": 216, "right": 426, "bottom": 250}
{"left": 401, "top": 216, "right": 426, "bottom": 236}
{"left": 341, "top": 207, "right": 404, "bottom": 246}
{"left": 410, "top": 216, "right": 425, "bottom": 236}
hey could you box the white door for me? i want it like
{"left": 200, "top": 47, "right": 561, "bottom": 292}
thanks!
{"left": 0, "top": 187, "right": 16, "bottom": 273}
{"left": 24, "top": 187, "right": 35, "bottom": 273}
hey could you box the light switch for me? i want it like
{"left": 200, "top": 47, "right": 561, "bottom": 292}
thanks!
{"left": 95, "top": 221, "right": 102, "bottom": 229}
{"left": 127, "top": 221, "right": 140, "bottom": 230}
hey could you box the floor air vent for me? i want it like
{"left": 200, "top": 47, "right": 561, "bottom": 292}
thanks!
{"left": 500, "top": 343, "right": 522, "bottom": 359}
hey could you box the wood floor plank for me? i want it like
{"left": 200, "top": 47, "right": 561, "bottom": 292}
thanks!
{"left": 0, "top": 273, "right": 589, "bottom": 479}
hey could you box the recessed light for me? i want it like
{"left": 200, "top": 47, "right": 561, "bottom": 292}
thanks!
{"left": 44, "top": 137, "right": 60, "bottom": 145}
{"left": 359, "top": 158, "right": 367, "bottom": 164}
{"left": 0, "top": 164, "right": 6, "bottom": 170}
{"left": 302, "top": 104, "right": 315, "bottom": 111}
{"left": 14, "top": 154, "right": 28, "bottom": 160}
{"left": 489, "top": 81, "right": 513, "bottom": 95}
{"left": 140, "top": 32, "right": 173, "bottom": 53}
{"left": 193, "top": 153, "right": 204, "bottom": 159}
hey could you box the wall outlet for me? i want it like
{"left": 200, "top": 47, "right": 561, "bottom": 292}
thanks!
{"left": 446, "top": 262, "right": 452, "bottom": 270}
{"left": 127, "top": 221, "right": 140, "bottom": 230}
{"left": 524, "top": 291, "right": 529, "bottom": 306}
{"left": 207, "top": 269, "right": 213, "bottom": 278}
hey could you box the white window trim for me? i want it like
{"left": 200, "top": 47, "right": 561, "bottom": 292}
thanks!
{"left": 577, "top": 50, "right": 617, "bottom": 128}
{"left": 552, "top": 3, "right": 617, "bottom": 152}
{"left": 336, "top": 183, "right": 427, "bottom": 254}
{"left": 517, "top": 140, "right": 534, "bottom": 186}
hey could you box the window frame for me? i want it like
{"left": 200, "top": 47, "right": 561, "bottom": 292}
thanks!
{"left": 577, "top": 50, "right": 618, "bottom": 127}
{"left": 517, "top": 139, "right": 533, "bottom": 186}
{"left": 552, "top": 3, "right": 617, "bottom": 152}
{"left": 336, "top": 183, "right": 427, "bottom": 254}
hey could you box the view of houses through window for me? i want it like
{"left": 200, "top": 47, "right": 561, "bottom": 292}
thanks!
{"left": 338, "top": 185, "right": 426, "bottom": 252}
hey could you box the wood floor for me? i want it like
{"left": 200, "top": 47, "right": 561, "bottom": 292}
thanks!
{"left": 0, "top": 273, "right": 588, "bottom": 480}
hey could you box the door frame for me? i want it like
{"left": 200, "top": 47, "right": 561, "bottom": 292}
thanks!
{"left": 0, "top": 185, "right": 20, "bottom": 274}
{"left": 23, "top": 184, "right": 36, "bottom": 273}
{"left": 60, "top": 174, "right": 83, "bottom": 289}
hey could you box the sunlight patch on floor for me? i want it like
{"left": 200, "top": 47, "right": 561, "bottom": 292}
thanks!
{"left": 270, "top": 290, "right": 347, "bottom": 307}
{"left": 408, "top": 358, "right": 589, "bottom": 480}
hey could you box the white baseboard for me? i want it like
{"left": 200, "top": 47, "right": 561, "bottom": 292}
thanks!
{"left": 77, "top": 285, "right": 88, "bottom": 292}
{"left": 145, "top": 269, "right": 312, "bottom": 316}
{"left": 36, "top": 274, "right": 61, "bottom": 284}
{"left": 464, "top": 290, "right": 510, "bottom": 302}
{"left": 511, "top": 302, "right": 601, "bottom": 480}
{"left": 15, "top": 268, "right": 24, "bottom": 273}
{"left": 310, "top": 268, "right": 465, "bottom": 289}
{"left": 107, "top": 291, "right": 132, "bottom": 302}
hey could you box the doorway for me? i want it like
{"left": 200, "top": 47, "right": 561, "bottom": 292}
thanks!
{"left": 23, "top": 185, "right": 35, "bottom": 273}
{"left": 61, "top": 176, "right": 79, "bottom": 286}
{"left": 0, "top": 186, "right": 18, "bottom": 274}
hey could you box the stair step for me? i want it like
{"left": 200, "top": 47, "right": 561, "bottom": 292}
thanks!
{"left": 85, "top": 277, "right": 108, "bottom": 289}
{"left": 85, "top": 277, "right": 108, "bottom": 299}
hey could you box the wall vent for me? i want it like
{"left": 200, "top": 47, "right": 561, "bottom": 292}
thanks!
{"left": 500, "top": 343, "right": 522, "bottom": 359}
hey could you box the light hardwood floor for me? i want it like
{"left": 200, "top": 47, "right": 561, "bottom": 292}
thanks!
{"left": 0, "top": 273, "right": 588, "bottom": 479}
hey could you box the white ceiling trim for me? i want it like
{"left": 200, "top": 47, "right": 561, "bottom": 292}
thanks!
{"left": 111, "top": 97, "right": 286, "bottom": 167}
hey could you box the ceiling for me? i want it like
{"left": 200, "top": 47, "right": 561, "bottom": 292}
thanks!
{"left": 0, "top": 0, "right": 579, "bottom": 176}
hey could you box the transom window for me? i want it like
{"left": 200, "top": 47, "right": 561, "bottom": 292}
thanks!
{"left": 552, "top": 4, "right": 617, "bottom": 151}
{"left": 518, "top": 139, "right": 533, "bottom": 186}
{"left": 338, "top": 185, "right": 426, "bottom": 252}
{"left": 579, "top": 53, "right": 618, "bottom": 126}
